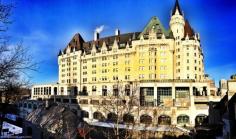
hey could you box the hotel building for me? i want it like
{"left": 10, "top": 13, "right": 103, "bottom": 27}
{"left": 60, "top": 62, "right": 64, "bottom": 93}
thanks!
{"left": 31, "top": 0, "right": 222, "bottom": 127}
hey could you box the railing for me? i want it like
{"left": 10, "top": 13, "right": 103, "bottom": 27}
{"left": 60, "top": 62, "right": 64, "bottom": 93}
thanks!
{"left": 194, "top": 96, "right": 209, "bottom": 102}
{"left": 140, "top": 79, "right": 209, "bottom": 83}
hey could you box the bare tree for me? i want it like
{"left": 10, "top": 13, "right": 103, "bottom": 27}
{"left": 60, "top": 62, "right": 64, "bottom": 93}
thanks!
{"left": 92, "top": 81, "right": 154, "bottom": 139}
{"left": 0, "top": 2, "right": 37, "bottom": 135}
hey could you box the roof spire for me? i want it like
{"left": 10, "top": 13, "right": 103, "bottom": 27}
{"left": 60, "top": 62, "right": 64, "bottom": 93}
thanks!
{"left": 172, "top": 0, "right": 183, "bottom": 16}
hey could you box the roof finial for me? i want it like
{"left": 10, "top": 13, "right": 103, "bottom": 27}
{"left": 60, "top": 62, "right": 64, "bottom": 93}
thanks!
{"left": 172, "top": 0, "right": 183, "bottom": 16}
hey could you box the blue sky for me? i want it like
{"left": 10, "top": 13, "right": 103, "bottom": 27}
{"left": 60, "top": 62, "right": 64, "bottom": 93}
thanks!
{"left": 7, "top": 0, "right": 236, "bottom": 85}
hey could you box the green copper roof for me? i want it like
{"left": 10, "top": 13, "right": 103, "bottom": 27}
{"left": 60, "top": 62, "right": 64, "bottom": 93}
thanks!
{"left": 139, "top": 16, "right": 171, "bottom": 38}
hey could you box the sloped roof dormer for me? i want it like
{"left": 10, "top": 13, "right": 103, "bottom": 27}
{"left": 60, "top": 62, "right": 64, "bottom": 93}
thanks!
{"left": 101, "top": 41, "right": 107, "bottom": 51}
{"left": 139, "top": 16, "right": 169, "bottom": 39}
{"left": 113, "top": 38, "right": 119, "bottom": 50}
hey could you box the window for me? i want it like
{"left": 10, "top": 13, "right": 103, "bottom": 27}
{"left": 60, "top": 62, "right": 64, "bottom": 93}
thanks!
{"left": 160, "top": 52, "right": 166, "bottom": 56}
{"left": 139, "top": 74, "right": 144, "bottom": 79}
{"left": 92, "top": 58, "right": 96, "bottom": 62}
{"left": 113, "top": 68, "right": 118, "bottom": 72}
{"left": 125, "top": 75, "right": 130, "bottom": 80}
{"left": 61, "top": 87, "right": 64, "bottom": 93}
{"left": 102, "top": 56, "right": 107, "bottom": 61}
{"left": 92, "top": 86, "right": 96, "bottom": 91}
{"left": 92, "top": 52, "right": 96, "bottom": 56}
{"left": 114, "top": 75, "right": 119, "bottom": 80}
{"left": 161, "top": 59, "right": 166, "bottom": 63}
{"left": 102, "top": 86, "right": 107, "bottom": 96}
{"left": 160, "top": 74, "right": 167, "bottom": 79}
{"left": 149, "top": 74, "right": 155, "bottom": 79}
{"left": 140, "top": 66, "right": 145, "bottom": 71}
{"left": 157, "top": 87, "right": 172, "bottom": 105}
{"left": 92, "top": 64, "right": 96, "bottom": 68}
{"left": 160, "top": 66, "right": 167, "bottom": 70}
{"left": 83, "top": 78, "right": 87, "bottom": 83}
{"left": 187, "top": 66, "right": 189, "bottom": 70}
{"left": 92, "top": 77, "right": 96, "bottom": 81}
{"left": 177, "top": 115, "right": 189, "bottom": 124}
{"left": 113, "top": 55, "right": 118, "bottom": 59}
{"left": 113, "top": 62, "right": 118, "bottom": 66}
{"left": 187, "top": 59, "right": 189, "bottom": 63}
{"left": 125, "top": 60, "right": 130, "bottom": 65}
{"left": 92, "top": 70, "right": 96, "bottom": 74}
{"left": 139, "top": 59, "right": 144, "bottom": 64}
{"left": 125, "top": 67, "right": 130, "bottom": 72}
{"left": 175, "top": 87, "right": 190, "bottom": 98}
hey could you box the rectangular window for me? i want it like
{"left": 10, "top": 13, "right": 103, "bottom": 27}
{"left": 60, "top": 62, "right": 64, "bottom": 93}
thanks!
{"left": 139, "top": 59, "right": 144, "bottom": 64}
{"left": 161, "top": 59, "right": 166, "bottom": 63}
{"left": 175, "top": 87, "right": 190, "bottom": 98}
{"left": 92, "top": 64, "right": 96, "bottom": 68}
{"left": 83, "top": 78, "right": 87, "bottom": 83}
{"left": 92, "top": 58, "right": 96, "bottom": 62}
{"left": 102, "top": 56, "right": 107, "bottom": 61}
{"left": 157, "top": 87, "right": 172, "bottom": 105}
{"left": 139, "top": 74, "right": 144, "bottom": 79}
{"left": 92, "top": 77, "right": 96, "bottom": 81}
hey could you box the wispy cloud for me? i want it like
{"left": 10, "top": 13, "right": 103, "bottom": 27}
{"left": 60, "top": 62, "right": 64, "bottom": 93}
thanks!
{"left": 95, "top": 25, "right": 105, "bottom": 33}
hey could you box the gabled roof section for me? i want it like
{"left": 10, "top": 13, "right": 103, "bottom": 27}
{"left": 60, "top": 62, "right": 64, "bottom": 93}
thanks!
{"left": 172, "top": 0, "right": 183, "bottom": 16}
{"left": 184, "top": 20, "right": 195, "bottom": 37}
{"left": 63, "top": 33, "right": 85, "bottom": 54}
{"left": 82, "top": 32, "right": 140, "bottom": 54}
{"left": 139, "top": 16, "right": 172, "bottom": 39}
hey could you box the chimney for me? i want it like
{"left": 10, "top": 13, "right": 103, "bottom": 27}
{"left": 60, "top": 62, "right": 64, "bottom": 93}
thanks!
{"left": 94, "top": 31, "right": 99, "bottom": 41}
{"left": 115, "top": 29, "right": 120, "bottom": 36}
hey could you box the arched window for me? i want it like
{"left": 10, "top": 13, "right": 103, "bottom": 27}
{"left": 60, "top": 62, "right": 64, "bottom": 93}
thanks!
{"left": 33, "top": 104, "right": 37, "bottom": 109}
{"left": 195, "top": 114, "right": 208, "bottom": 126}
{"left": 24, "top": 103, "right": 27, "bottom": 108}
{"left": 177, "top": 115, "right": 189, "bottom": 124}
{"left": 140, "top": 114, "right": 152, "bottom": 124}
{"left": 107, "top": 113, "right": 118, "bottom": 122}
{"left": 93, "top": 111, "right": 105, "bottom": 121}
{"left": 82, "top": 110, "right": 89, "bottom": 118}
{"left": 123, "top": 113, "right": 134, "bottom": 123}
{"left": 28, "top": 103, "right": 32, "bottom": 109}
{"left": 158, "top": 115, "right": 171, "bottom": 125}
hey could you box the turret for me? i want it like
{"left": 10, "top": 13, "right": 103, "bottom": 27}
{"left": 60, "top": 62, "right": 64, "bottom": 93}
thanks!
{"left": 170, "top": 0, "right": 185, "bottom": 39}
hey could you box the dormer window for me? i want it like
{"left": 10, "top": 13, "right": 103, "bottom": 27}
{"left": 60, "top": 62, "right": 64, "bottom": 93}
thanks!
{"left": 92, "top": 52, "right": 96, "bottom": 56}
{"left": 113, "top": 48, "right": 117, "bottom": 53}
